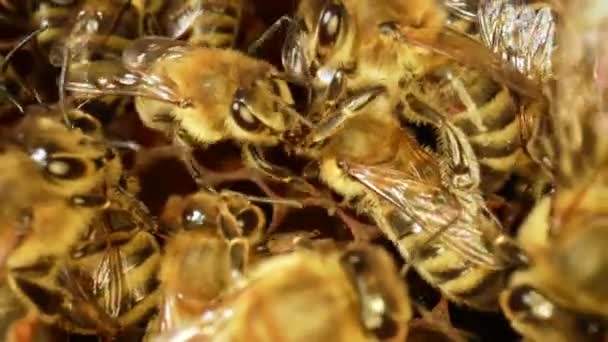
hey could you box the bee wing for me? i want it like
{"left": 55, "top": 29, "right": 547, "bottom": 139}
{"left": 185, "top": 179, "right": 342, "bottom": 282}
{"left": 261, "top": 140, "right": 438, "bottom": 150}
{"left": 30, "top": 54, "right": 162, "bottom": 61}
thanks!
{"left": 92, "top": 243, "right": 127, "bottom": 318}
{"left": 341, "top": 160, "right": 503, "bottom": 268}
{"left": 401, "top": 26, "right": 544, "bottom": 99}
{"left": 478, "top": 0, "right": 555, "bottom": 82}
{"left": 442, "top": 0, "right": 479, "bottom": 22}
{"left": 121, "top": 36, "right": 190, "bottom": 73}
{"left": 65, "top": 59, "right": 186, "bottom": 105}
{"left": 55, "top": 266, "right": 121, "bottom": 335}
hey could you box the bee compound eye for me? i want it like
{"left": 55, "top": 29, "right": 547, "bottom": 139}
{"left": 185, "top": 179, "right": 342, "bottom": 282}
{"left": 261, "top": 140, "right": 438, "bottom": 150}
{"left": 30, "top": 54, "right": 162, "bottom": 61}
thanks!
{"left": 371, "top": 316, "right": 400, "bottom": 340}
{"left": 230, "top": 99, "right": 263, "bottom": 132}
{"left": 318, "top": 2, "right": 345, "bottom": 47}
{"left": 182, "top": 206, "right": 216, "bottom": 231}
{"left": 45, "top": 156, "right": 87, "bottom": 180}
{"left": 341, "top": 249, "right": 369, "bottom": 275}
{"left": 71, "top": 115, "right": 101, "bottom": 134}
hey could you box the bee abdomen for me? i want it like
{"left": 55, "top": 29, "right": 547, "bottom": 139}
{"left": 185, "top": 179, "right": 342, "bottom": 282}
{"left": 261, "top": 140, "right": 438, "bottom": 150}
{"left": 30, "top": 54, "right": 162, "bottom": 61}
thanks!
{"left": 416, "top": 249, "right": 505, "bottom": 310}
{"left": 453, "top": 88, "right": 521, "bottom": 192}
{"left": 188, "top": 2, "right": 242, "bottom": 48}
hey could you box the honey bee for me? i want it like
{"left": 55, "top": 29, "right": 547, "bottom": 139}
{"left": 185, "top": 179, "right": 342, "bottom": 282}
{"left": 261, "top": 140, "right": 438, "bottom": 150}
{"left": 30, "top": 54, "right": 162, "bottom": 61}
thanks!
{"left": 499, "top": 0, "right": 608, "bottom": 339}
{"left": 2, "top": 108, "right": 161, "bottom": 336}
{"left": 140, "top": 0, "right": 244, "bottom": 48}
{"left": 64, "top": 37, "right": 311, "bottom": 184}
{"left": 282, "top": 0, "right": 549, "bottom": 194}
{"left": 279, "top": 71, "right": 520, "bottom": 311}
{"left": 153, "top": 243, "right": 412, "bottom": 342}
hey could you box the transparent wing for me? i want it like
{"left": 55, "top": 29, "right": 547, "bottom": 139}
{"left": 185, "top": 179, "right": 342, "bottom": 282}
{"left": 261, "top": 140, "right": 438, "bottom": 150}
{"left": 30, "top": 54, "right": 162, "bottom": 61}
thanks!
{"left": 92, "top": 243, "right": 126, "bottom": 318}
{"left": 341, "top": 160, "right": 503, "bottom": 267}
{"left": 121, "top": 36, "right": 190, "bottom": 73}
{"left": 401, "top": 26, "right": 544, "bottom": 99}
{"left": 478, "top": 0, "right": 555, "bottom": 82}
{"left": 65, "top": 59, "right": 186, "bottom": 105}
{"left": 443, "top": 0, "right": 479, "bottom": 22}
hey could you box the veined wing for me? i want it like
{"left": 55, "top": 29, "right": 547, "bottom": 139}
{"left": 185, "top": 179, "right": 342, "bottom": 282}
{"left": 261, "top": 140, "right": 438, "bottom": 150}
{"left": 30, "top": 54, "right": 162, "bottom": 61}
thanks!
{"left": 478, "top": 0, "right": 555, "bottom": 82}
{"left": 401, "top": 26, "right": 544, "bottom": 99}
{"left": 340, "top": 160, "right": 503, "bottom": 268}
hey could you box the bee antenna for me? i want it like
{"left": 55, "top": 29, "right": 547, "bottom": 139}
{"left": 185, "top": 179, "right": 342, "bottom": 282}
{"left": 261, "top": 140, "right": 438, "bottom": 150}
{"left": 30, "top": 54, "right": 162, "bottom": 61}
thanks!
{"left": 59, "top": 46, "right": 73, "bottom": 128}
{"left": 1, "top": 24, "right": 49, "bottom": 72}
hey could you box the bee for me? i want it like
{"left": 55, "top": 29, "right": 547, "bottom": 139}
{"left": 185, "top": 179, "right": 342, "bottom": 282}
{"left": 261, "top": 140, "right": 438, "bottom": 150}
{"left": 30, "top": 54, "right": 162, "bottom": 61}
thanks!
{"left": 2, "top": 108, "right": 161, "bottom": 336}
{"left": 278, "top": 66, "right": 519, "bottom": 311}
{"left": 140, "top": 0, "right": 244, "bottom": 48}
{"left": 153, "top": 243, "right": 412, "bottom": 342}
{"left": 64, "top": 36, "right": 311, "bottom": 184}
{"left": 282, "top": 0, "right": 550, "bottom": 194}
{"left": 499, "top": 0, "right": 608, "bottom": 339}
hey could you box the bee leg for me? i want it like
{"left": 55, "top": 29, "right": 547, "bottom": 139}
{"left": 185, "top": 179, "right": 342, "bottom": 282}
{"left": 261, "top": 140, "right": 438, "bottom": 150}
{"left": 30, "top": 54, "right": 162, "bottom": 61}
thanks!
{"left": 492, "top": 234, "right": 530, "bottom": 269}
{"left": 308, "top": 85, "right": 386, "bottom": 144}
{"left": 228, "top": 238, "right": 249, "bottom": 283}
{"left": 242, "top": 144, "right": 320, "bottom": 195}
{"left": 438, "top": 120, "right": 481, "bottom": 190}
{"left": 247, "top": 15, "right": 293, "bottom": 56}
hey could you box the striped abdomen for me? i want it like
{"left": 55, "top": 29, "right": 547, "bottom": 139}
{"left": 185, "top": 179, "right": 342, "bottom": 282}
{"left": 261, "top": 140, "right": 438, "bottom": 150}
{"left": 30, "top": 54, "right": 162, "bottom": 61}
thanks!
{"left": 376, "top": 205, "right": 506, "bottom": 311}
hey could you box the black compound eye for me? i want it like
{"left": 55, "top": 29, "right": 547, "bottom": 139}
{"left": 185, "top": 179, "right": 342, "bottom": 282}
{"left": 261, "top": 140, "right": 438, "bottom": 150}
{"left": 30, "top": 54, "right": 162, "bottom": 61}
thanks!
{"left": 236, "top": 208, "right": 262, "bottom": 236}
{"left": 71, "top": 115, "right": 101, "bottom": 134}
{"left": 44, "top": 156, "right": 87, "bottom": 180}
{"left": 182, "top": 207, "right": 210, "bottom": 230}
{"left": 230, "top": 99, "right": 263, "bottom": 132}
{"left": 371, "top": 316, "right": 400, "bottom": 339}
{"left": 341, "top": 250, "right": 369, "bottom": 275}
{"left": 318, "top": 2, "right": 345, "bottom": 47}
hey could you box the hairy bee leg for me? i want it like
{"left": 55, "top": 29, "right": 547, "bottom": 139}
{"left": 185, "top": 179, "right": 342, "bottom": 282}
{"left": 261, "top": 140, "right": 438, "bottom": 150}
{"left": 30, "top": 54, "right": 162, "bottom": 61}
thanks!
{"left": 246, "top": 15, "right": 293, "bottom": 56}
{"left": 438, "top": 120, "right": 481, "bottom": 189}
{"left": 444, "top": 71, "right": 485, "bottom": 132}
{"left": 228, "top": 238, "right": 249, "bottom": 283}
{"left": 242, "top": 144, "right": 319, "bottom": 195}
{"left": 309, "top": 85, "right": 386, "bottom": 144}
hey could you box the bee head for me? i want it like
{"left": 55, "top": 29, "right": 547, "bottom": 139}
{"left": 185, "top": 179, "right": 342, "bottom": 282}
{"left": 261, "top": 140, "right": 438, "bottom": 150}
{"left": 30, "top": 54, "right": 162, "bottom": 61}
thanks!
{"left": 340, "top": 244, "right": 411, "bottom": 340}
